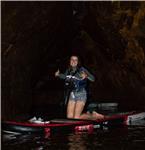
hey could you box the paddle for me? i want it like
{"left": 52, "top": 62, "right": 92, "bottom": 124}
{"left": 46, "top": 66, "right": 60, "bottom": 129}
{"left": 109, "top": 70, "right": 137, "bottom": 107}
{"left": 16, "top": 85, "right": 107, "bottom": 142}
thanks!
{"left": 59, "top": 88, "right": 72, "bottom": 118}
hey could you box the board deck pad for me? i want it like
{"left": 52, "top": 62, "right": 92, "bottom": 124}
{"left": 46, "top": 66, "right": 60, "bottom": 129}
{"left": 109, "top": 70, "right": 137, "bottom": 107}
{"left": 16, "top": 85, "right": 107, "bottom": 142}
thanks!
{"left": 50, "top": 119, "right": 86, "bottom": 124}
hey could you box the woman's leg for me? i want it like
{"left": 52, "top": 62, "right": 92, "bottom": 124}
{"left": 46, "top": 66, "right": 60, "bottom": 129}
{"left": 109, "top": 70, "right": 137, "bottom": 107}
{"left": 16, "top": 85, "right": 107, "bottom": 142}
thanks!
{"left": 74, "top": 100, "right": 86, "bottom": 119}
{"left": 92, "top": 111, "right": 105, "bottom": 119}
{"left": 80, "top": 111, "right": 105, "bottom": 120}
{"left": 79, "top": 112, "right": 93, "bottom": 120}
{"left": 67, "top": 100, "right": 76, "bottom": 118}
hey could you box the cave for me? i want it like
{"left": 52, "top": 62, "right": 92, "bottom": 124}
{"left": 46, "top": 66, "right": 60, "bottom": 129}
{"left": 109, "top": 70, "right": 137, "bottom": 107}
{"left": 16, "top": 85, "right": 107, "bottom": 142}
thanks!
{"left": 2, "top": 1, "right": 145, "bottom": 120}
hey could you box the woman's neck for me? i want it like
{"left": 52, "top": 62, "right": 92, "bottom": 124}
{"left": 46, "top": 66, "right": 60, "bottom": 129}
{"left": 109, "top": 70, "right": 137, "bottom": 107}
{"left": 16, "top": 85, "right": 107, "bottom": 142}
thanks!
{"left": 71, "top": 66, "right": 77, "bottom": 71}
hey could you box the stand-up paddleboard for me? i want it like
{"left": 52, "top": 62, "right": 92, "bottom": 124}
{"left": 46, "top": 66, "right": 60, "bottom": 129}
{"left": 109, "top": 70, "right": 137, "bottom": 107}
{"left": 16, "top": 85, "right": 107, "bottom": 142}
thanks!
{"left": 2, "top": 111, "right": 145, "bottom": 134}
{"left": 126, "top": 112, "right": 145, "bottom": 125}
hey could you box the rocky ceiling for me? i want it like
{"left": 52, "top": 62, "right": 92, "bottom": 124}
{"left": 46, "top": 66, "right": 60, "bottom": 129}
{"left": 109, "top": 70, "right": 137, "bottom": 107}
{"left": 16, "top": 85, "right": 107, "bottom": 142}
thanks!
{"left": 2, "top": 1, "right": 145, "bottom": 119}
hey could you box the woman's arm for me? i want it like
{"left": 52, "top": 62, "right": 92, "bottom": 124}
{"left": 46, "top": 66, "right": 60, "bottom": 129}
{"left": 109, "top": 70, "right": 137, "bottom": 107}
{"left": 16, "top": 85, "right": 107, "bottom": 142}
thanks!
{"left": 81, "top": 67, "right": 95, "bottom": 82}
{"left": 55, "top": 69, "right": 68, "bottom": 80}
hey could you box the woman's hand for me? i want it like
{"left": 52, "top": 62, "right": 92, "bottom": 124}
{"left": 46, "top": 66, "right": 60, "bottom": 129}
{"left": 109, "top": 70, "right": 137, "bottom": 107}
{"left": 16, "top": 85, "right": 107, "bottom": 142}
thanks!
{"left": 80, "top": 71, "right": 88, "bottom": 79}
{"left": 55, "top": 69, "right": 60, "bottom": 77}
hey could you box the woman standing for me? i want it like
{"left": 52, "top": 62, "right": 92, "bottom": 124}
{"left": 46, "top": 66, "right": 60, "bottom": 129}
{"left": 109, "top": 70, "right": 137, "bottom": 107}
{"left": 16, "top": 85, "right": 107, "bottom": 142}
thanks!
{"left": 55, "top": 55, "right": 95, "bottom": 119}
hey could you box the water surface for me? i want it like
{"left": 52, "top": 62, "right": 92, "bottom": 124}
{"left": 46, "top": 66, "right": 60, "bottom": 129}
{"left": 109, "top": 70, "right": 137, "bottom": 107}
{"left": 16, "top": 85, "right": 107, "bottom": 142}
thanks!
{"left": 2, "top": 120, "right": 145, "bottom": 150}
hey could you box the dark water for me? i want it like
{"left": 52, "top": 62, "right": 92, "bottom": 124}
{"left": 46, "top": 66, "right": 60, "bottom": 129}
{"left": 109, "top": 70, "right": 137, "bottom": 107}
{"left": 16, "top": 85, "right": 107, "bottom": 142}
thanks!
{"left": 2, "top": 120, "right": 145, "bottom": 150}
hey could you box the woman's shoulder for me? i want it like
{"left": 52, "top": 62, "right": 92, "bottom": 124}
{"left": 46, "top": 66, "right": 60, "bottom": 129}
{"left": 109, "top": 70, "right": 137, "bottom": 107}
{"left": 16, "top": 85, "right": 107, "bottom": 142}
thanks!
{"left": 79, "top": 66, "right": 88, "bottom": 71}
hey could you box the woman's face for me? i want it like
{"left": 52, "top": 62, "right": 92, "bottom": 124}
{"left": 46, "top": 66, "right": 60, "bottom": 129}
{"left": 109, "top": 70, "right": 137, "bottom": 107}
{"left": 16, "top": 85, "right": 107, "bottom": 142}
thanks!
{"left": 70, "top": 56, "right": 78, "bottom": 68}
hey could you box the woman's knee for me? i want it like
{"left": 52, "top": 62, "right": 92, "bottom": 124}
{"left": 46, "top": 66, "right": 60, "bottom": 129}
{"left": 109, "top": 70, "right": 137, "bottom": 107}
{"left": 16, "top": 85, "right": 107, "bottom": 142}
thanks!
{"left": 74, "top": 115, "right": 80, "bottom": 119}
{"left": 67, "top": 113, "right": 74, "bottom": 119}
{"left": 67, "top": 100, "right": 76, "bottom": 118}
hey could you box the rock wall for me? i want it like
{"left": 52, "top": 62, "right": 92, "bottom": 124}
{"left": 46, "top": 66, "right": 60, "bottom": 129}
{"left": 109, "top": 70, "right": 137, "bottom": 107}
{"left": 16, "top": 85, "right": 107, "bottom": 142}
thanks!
{"left": 2, "top": 1, "right": 73, "bottom": 119}
{"left": 71, "top": 1, "right": 145, "bottom": 108}
{"left": 2, "top": 1, "right": 145, "bottom": 119}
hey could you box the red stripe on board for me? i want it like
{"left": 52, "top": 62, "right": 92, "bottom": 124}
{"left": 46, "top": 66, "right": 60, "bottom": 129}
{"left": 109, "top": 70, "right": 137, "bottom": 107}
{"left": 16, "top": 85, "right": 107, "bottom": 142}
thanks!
{"left": 3, "top": 111, "right": 137, "bottom": 128}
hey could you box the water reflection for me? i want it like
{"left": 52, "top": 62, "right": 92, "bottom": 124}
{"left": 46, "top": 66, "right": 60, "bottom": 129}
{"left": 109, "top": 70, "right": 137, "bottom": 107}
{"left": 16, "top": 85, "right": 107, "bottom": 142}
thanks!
{"left": 67, "top": 133, "right": 91, "bottom": 150}
{"left": 2, "top": 123, "right": 145, "bottom": 150}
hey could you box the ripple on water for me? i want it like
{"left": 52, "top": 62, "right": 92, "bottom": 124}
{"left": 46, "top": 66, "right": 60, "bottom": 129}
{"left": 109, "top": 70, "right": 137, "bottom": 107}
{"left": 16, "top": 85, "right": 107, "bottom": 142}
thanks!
{"left": 2, "top": 123, "right": 145, "bottom": 150}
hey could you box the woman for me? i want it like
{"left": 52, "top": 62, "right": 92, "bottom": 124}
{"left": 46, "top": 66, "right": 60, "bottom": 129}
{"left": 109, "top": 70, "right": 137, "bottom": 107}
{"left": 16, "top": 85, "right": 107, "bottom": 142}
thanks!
{"left": 55, "top": 55, "right": 104, "bottom": 120}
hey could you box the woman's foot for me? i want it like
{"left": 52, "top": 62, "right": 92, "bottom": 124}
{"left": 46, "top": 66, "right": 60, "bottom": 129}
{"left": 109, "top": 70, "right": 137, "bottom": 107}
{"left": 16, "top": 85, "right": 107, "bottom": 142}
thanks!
{"left": 80, "top": 111, "right": 105, "bottom": 120}
{"left": 92, "top": 111, "right": 105, "bottom": 120}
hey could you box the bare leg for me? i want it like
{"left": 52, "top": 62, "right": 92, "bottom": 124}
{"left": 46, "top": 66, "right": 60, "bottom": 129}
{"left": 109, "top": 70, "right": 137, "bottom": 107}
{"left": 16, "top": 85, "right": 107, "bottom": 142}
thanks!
{"left": 74, "top": 101, "right": 86, "bottom": 119}
{"left": 80, "top": 111, "right": 105, "bottom": 120}
{"left": 92, "top": 111, "right": 105, "bottom": 119}
{"left": 80, "top": 112, "right": 94, "bottom": 120}
{"left": 67, "top": 100, "right": 76, "bottom": 119}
